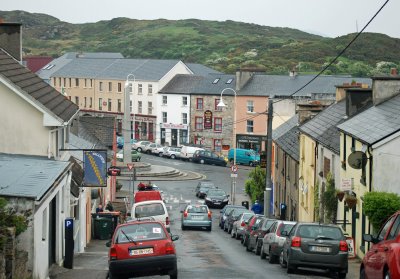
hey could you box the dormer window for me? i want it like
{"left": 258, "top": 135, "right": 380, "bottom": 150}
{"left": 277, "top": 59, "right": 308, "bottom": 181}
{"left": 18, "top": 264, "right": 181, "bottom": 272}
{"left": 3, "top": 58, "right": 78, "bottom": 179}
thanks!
{"left": 226, "top": 78, "right": 233, "bottom": 84}
{"left": 212, "top": 78, "right": 220, "bottom": 84}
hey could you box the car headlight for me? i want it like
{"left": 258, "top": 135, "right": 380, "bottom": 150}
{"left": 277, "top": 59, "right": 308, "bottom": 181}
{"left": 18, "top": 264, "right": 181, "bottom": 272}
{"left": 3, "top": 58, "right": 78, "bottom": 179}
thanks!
{"left": 205, "top": 197, "right": 211, "bottom": 201}
{"left": 223, "top": 198, "right": 229, "bottom": 202}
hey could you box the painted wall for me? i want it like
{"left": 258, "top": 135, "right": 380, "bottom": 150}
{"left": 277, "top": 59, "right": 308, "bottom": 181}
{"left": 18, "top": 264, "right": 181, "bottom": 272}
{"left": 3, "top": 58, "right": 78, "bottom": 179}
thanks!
{"left": 298, "top": 134, "right": 316, "bottom": 222}
{"left": 236, "top": 96, "right": 267, "bottom": 135}
{"left": 0, "top": 82, "right": 49, "bottom": 156}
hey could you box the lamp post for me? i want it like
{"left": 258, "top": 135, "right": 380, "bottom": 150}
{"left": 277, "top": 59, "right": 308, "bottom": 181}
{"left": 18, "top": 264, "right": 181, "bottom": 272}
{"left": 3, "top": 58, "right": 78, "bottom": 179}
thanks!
{"left": 217, "top": 87, "right": 237, "bottom": 205}
{"left": 124, "top": 74, "right": 135, "bottom": 206}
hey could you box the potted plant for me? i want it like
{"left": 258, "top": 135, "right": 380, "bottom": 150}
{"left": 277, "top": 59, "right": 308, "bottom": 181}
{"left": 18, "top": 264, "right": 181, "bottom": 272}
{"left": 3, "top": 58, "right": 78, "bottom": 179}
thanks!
{"left": 336, "top": 190, "right": 345, "bottom": 202}
{"left": 345, "top": 194, "right": 357, "bottom": 209}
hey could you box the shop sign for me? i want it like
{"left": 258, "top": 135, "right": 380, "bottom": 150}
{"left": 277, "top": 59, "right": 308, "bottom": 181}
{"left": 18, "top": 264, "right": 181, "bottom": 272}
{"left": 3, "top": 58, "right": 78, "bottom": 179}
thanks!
{"left": 204, "top": 110, "right": 213, "bottom": 129}
{"left": 161, "top": 123, "right": 188, "bottom": 129}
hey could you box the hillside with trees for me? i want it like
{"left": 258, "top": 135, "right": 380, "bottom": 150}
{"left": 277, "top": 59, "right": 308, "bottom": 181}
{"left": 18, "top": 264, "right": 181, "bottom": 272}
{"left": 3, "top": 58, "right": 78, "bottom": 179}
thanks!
{"left": 1, "top": 10, "right": 400, "bottom": 76}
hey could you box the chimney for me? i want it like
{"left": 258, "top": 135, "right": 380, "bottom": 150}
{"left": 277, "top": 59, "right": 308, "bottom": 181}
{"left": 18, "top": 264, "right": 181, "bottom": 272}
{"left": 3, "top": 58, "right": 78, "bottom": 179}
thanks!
{"left": 0, "top": 22, "right": 22, "bottom": 62}
{"left": 335, "top": 82, "right": 369, "bottom": 102}
{"left": 372, "top": 70, "right": 400, "bottom": 106}
{"left": 345, "top": 88, "right": 373, "bottom": 117}
{"left": 235, "top": 69, "right": 254, "bottom": 91}
{"left": 289, "top": 67, "right": 297, "bottom": 79}
{"left": 296, "top": 101, "right": 326, "bottom": 124}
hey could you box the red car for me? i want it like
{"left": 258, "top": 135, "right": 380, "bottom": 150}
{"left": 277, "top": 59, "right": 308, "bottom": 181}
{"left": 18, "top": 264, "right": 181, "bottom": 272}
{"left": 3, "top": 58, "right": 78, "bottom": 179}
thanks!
{"left": 361, "top": 210, "right": 400, "bottom": 279}
{"left": 107, "top": 220, "right": 179, "bottom": 279}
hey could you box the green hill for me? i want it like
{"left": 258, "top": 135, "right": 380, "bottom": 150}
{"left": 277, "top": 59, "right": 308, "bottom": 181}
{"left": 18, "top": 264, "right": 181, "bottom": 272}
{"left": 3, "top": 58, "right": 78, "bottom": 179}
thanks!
{"left": 1, "top": 10, "right": 399, "bottom": 76}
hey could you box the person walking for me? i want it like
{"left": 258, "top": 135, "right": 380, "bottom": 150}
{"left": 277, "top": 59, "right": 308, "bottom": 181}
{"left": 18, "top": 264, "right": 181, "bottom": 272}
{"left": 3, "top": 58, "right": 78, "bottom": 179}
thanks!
{"left": 251, "top": 200, "right": 263, "bottom": 214}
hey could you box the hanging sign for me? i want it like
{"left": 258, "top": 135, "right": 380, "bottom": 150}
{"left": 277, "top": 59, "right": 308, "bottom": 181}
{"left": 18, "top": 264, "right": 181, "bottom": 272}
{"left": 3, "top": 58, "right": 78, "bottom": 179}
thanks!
{"left": 83, "top": 150, "right": 107, "bottom": 187}
{"left": 204, "top": 110, "right": 213, "bottom": 129}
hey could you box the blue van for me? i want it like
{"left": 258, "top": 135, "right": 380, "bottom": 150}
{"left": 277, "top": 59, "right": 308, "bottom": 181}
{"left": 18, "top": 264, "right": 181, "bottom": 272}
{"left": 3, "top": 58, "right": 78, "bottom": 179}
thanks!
{"left": 228, "top": 148, "right": 260, "bottom": 166}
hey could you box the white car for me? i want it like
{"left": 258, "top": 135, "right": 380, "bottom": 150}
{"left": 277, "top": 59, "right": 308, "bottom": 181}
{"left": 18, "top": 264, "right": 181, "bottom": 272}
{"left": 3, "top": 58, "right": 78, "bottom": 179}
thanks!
{"left": 131, "top": 200, "right": 170, "bottom": 232}
{"left": 180, "top": 145, "right": 204, "bottom": 161}
{"left": 151, "top": 144, "right": 165, "bottom": 156}
{"left": 132, "top": 141, "right": 151, "bottom": 152}
{"left": 163, "top": 146, "right": 182, "bottom": 159}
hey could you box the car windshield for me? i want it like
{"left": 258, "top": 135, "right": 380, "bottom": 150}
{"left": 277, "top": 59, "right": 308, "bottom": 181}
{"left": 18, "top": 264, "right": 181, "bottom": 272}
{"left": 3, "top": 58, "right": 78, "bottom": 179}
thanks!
{"left": 207, "top": 190, "right": 226, "bottom": 196}
{"left": 115, "top": 223, "right": 166, "bottom": 243}
{"left": 242, "top": 213, "right": 254, "bottom": 221}
{"left": 280, "top": 223, "right": 295, "bottom": 235}
{"left": 298, "top": 225, "right": 344, "bottom": 240}
{"left": 187, "top": 205, "right": 208, "bottom": 213}
{"left": 233, "top": 208, "right": 250, "bottom": 217}
{"left": 135, "top": 203, "right": 165, "bottom": 218}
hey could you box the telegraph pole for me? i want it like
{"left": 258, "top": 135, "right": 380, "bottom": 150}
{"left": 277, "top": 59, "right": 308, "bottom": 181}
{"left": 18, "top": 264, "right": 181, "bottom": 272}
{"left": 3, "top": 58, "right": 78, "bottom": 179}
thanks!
{"left": 264, "top": 97, "right": 274, "bottom": 218}
{"left": 123, "top": 80, "right": 132, "bottom": 165}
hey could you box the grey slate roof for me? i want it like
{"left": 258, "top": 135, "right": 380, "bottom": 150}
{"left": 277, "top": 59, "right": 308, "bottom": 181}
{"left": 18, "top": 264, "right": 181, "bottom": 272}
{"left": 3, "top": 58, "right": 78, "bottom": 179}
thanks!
{"left": 239, "top": 74, "right": 372, "bottom": 97}
{"left": 159, "top": 74, "right": 204, "bottom": 94}
{"left": 0, "top": 48, "right": 79, "bottom": 122}
{"left": 191, "top": 73, "right": 236, "bottom": 95}
{"left": 185, "top": 63, "right": 221, "bottom": 76}
{"left": 337, "top": 94, "right": 400, "bottom": 145}
{"left": 299, "top": 100, "right": 346, "bottom": 154}
{"left": 51, "top": 58, "right": 182, "bottom": 81}
{"left": 0, "top": 153, "right": 70, "bottom": 200}
{"left": 37, "top": 52, "right": 123, "bottom": 81}
{"left": 273, "top": 114, "right": 300, "bottom": 161}
{"left": 78, "top": 116, "right": 115, "bottom": 147}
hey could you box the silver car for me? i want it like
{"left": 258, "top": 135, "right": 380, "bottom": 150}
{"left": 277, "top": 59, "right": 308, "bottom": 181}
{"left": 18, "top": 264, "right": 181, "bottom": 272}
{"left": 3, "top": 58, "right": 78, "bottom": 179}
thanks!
{"left": 162, "top": 146, "right": 182, "bottom": 159}
{"left": 132, "top": 141, "right": 151, "bottom": 152}
{"left": 261, "top": 220, "right": 296, "bottom": 263}
{"left": 231, "top": 212, "right": 254, "bottom": 240}
{"left": 181, "top": 204, "right": 212, "bottom": 231}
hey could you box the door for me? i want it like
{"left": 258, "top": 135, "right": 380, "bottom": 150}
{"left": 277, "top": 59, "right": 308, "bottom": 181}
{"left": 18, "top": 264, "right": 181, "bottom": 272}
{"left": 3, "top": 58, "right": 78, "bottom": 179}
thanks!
{"left": 161, "top": 128, "right": 166, "bottom": 144}
{"left": 48, "top": 197, "right": 57, "bottom": 266}
{"left": 171, "top": 129, "right": 178, "bottom": 146}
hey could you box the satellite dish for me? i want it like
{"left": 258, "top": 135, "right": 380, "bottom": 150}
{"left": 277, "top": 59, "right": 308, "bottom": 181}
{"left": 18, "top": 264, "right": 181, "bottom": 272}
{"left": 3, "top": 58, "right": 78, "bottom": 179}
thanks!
{"left": 348, "top": 151, "right": 367, "bottom": 169}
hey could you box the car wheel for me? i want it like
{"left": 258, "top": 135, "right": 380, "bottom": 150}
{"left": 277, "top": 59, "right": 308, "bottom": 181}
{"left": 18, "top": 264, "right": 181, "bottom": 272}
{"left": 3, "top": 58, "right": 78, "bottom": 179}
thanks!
{"left": 231, "top": 228, "right": 236, "bottom": 238}
{"left": 236, "top": 231, "right": 240, "bottom": 240}
{"left": 338, "top": 271, "right": 347, "bottom": 279}
{"left": 246, "top": 239, "right": 252, "bottom": 252}
{"left": 255, "top": 240, "right": 262, "bottom": 255}
{"left": 137, "top": 147, "right": 142, "bottom": 152}
{"left": 260, "top": 243, "right": 267, "bottom": 259}
{"left": 146, "top": 150, "right": 151, "bottom": 154}
{"left": 169, "top": 267, "right": 178, "bottom": 279}
{"left": 207, "top": 226, "right": 212, "bottom": 231}
{"left": 279, "top": 250, "right": 286, "bottom": 268}
{"left": 249, "top": 161, "right": 254, "bottom": 167}
{"left": 108, "top": 272, "right": 122, "bottom": 279}
{"left": 286, "top": 255, "right": 296, "bottom": 274}
{"left": 181, "top": 225, "right": 186, "bottom": 231}
{"left": 228, "top": 225, "right": 232, "bottom": 234}
{"left": 200, "top": 159, "right": 205, "bottom": 164}
{"left": 159, "top": 152, "right": 163, "bottom": 157}
{"left": 268, "top": 247, "right": 275, "bottom": 263}
{"left": 171, "top": 154, "right": 176, "bottom": 159}
{"left": 384, "top": 270, "right": 391, "bottom": 279}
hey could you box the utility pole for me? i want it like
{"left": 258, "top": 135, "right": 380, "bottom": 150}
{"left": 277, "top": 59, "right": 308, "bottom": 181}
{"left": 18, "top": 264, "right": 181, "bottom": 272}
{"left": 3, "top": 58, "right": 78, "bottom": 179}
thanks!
{"left": 123, "top": 79, "right": 132, "bottom": 165}
{"left": 264, "top": 97, "right": 274, "bottom": 218}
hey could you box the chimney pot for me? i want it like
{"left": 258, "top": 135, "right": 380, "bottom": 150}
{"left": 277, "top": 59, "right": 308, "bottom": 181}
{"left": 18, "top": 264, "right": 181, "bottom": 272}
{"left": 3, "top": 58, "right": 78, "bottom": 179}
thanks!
{"left": 390, "top": 68, "right": 398, "bottom": 76}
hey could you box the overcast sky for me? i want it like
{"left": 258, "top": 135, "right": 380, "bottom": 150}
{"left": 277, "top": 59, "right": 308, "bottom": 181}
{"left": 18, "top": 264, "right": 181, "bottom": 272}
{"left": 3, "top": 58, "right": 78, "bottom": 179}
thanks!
{"left": 2, "top": 0, "right": 398, "bottom": 38}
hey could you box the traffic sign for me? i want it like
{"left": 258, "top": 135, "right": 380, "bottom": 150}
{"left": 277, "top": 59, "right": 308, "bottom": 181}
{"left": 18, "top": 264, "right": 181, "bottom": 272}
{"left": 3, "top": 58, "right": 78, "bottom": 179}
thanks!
{"left": 231, "top": 165, "right": 238, "bottom": 173}
{"left": 127, "top": 163, "right": 134, "bottom": 170}
{"left": 107, "top": 166, "right": 121, "bottom": 176}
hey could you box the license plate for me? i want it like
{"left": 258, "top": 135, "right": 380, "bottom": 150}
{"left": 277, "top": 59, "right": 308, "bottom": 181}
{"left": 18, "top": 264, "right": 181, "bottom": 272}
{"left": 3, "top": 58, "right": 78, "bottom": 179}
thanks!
{"left": 310, "top": 246, "right": 331, "bottom": 253}
{"left": 192, "top": 215, "right": 204, "bottom": 220}
{"left": 130, "top": 248, "right": 153, "bottom": 256}
{"left": 213, "top": 202, "right": 221, "bottom": 205}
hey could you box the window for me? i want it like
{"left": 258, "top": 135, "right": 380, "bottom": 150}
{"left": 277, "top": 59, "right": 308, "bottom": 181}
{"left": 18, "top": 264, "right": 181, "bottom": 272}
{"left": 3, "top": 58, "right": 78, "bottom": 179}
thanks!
{"left": 148, "top": 84, "right": 153, "bottom": 95}
{"left": 196, "top": 98, "right": 203, "bottom": 110}
{"left": 59, "top": 77, "right": 61, "bottom": 87}
{"left": 162, "top": 112, "right": 167, "bottom": 123}
{"left": 108, "top": 82, "right": 112, "bottom": 92}
{"left": 117, "top": 99, "right": 122, "bottom": 112}
{"left": 247, "top": 100, "right": 254, "bottom": 112}
{"left": 63, "top": 78, "right": 66, "bottom": 87}
{"left": 138, "top": 101, "right": 142, "bottom": 113}
{"left": 89, "top": 97, "right": 92, "bottom": 108}
{"left": 74, "top": 96, "right": 79, "bottom": 105}
{"left": 247, "top": 120, "right": 254, "bottom": 133}
{"left": 130, "top": 100, "right": 133, "bottom": 112}
{"left": 148, "top": 102, "right": 153, "bottom": 114}
{"left": 212, "top": 78, "right": 220, "bottom": 84}
{"left": 99, "top": 98, "right": 103, "bottom": 110}
{"left": 162, "top": 96, "right": 167, "bottom": 105}
{"left": 182, "top": 113, "right": 188, "bottom": 125}
{"left": 182, "top": 96, "right": 188, "bottom": 106}
{"left": 69, "top": 78, "right": 71, "bottom": 87}
{"left": 99, "top": 82, "right": 103, "bottom": 92}
{"left": 215, "top": 99, "right": 222, "bottom": 111}
{"left": 84, "top": 97, "right": 87, "bottom": 108}
{"left": 214, "top": 117, "right": 222, "bottom": 132}
{"left": 84, "top": 79, "right": 87, "bottom": 88}
{"left": 214, "top": 139, "right": 222, "bottom": 152}
{"left": 90, "top": 79, "right": 93, "bottom": 88}
{"left": 378, "top": 215, "right": 396, "bottom": 241}
{"left": 387, "top": 216, "right": 400, "bottom": 240}
{"left": 75, "top": 78, "right": 79, "bottom": 87}
{"left": 226, "top": 78, "right": 233, "bottom": 84}
{"left": 118, "top": 82, "right": 122, "bottom": 92}
{"left": 138, "top": 84, "right": 143, "bottom": 94}
{"left": 195, "top": 117, "right": 203, "bottom": 131}
{"left": 108, "top": 99, "right": 112, "bottom": 111}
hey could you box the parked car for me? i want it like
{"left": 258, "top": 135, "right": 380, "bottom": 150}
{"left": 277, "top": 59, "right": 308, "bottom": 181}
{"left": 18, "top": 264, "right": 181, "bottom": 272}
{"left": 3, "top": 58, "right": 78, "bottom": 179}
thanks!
{"left": 261, "top": 220, "right": 296, "bottom": 263}
{"left": 181, "top": 204, "right": 212, "bottom": 231}
{"left": 151, "top": 144, "right": 165, "bottom": 156}
{"left": 195, "top": 181, "right": 215, "bottom": 198}
{"left": 131, "top": 200, "right": 170, "bottom": 232}
{"left": 204, "top": 189, "right": 229, "bottom": 208}
{"left": 280, "top": 222, "right": 348, "bottom": 278}
{"left": 231, "top": 212, "right": 255, "bottom": 240}
{"left": 192, "top": 150, "right": 227, "bottom": 167}
{"left": 179, "top": 145, "right": 204, "bottom": 161}
{"left": 360, "top": 210, "right": 400, "bottom": 279}
{"left": 133, "top": 141, "right": 151, "bottom": 152}
{"left": 242, "top": 214, "right": 265, "bottom": 247}
{"left": 228, "top": 148, "right": 260, "bottom": 166}
{"left": 106, "top": 220, "right": 179, "bottom": 279}
{"left": 116, "top": 149, "right": 141, "bottom": 162}
{"left": 144, "top": 143, "right": 162, "bottom": 154}
{"left": 246, "top": 217, "right": 276, "bottom": 254}
{"left": 224, "top": 207, "right": 252, "bottom": 233}
{"left": 163, "top": 146, "right": 182, "bottom": 159}
{"left": 219, "top": 205, "right": 246, "bottom": 229}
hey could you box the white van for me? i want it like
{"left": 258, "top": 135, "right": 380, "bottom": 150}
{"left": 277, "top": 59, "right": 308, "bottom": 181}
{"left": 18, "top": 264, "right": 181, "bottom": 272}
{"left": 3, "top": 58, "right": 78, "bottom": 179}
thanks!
{"left": 131, "top": 200, "right": 170, "bottom": 231}
{"left": 180, "top": 146, "right": 204, "bottom": 161}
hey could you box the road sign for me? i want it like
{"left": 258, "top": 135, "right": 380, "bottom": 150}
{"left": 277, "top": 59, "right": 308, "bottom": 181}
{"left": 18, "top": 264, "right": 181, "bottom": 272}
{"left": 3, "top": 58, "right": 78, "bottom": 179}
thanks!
{"left": 127, "top": 163, "right": 134, "bottom": 170}
{"left": 107, "top": 166, "right": 121, "bottom": 176}
{"left": 231, "top": 165, "right": 238, "bottom": 173}
{"left": 231, "top": 173, "right": 238, "bottom": 178}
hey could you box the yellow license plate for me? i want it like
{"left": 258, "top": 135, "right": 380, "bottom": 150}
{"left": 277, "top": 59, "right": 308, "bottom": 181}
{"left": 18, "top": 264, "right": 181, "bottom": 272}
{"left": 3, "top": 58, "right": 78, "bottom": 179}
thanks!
{"left": 130, "top": 248, "right": 153, "bottom": 256}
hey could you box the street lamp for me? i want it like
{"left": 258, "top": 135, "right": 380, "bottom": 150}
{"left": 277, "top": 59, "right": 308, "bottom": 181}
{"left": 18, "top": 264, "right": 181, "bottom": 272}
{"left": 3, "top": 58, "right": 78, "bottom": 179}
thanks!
{"left": 124, "top": 74, "right": 135, "bottom": 207}
{"left": 217, "top": 87, "right": 237, "bottom": 205}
